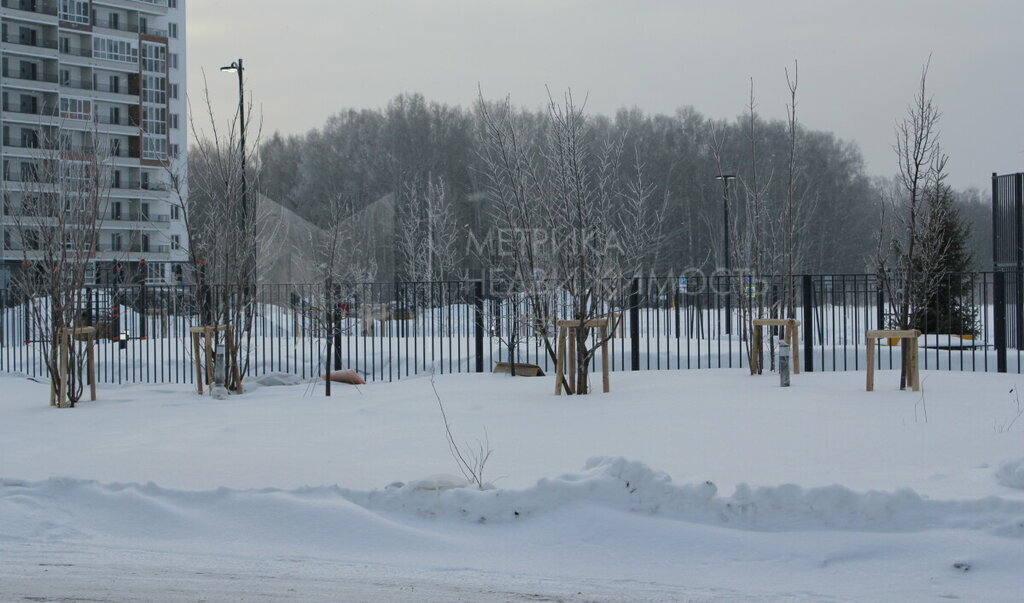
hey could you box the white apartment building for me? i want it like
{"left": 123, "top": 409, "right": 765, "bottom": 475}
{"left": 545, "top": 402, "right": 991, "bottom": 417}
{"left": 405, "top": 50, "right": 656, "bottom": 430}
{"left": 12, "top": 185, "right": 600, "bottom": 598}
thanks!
{"left": 0, "top": 0, "right": 187, "bottom": 288}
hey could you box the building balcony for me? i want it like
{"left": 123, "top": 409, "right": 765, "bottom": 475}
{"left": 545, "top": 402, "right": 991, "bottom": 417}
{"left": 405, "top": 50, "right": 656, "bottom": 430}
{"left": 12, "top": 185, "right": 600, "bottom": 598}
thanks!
{"left": 101, "top": 211, "right": 170, "bottom": 228}
{"left": 110, "top": 180, "right": 169, "bottom": 192}
{"left": 1, "top": 68, "right": 60, "bottom": 92}
{"left": 60, "top": 77, "right": 140, "bottom": 98}
{"left": 59, "top": 45, "right": 92, "bottom": 59}
{"left": 58, "top": 116, "right": 141, "bottom": 137}
{"left": 0, "top": 138, "right": 54, "bottom": 158}
{"left": 108, "top": 182, "right": 170, "bottom": 199}
{"left": 93, "top": 0, "right": 168, "bottom": 16}
{"left": 95, "top": 244, "right": 171, "bottom": 257}
{"left": 0, "top": 32, "right": 59, "bottom": 57}
{"left": 0, "top": 0, "right": 59, "bottom": 21}
{"left": 92, "top": 19, "right": 167, "bottom": 38}
{"left": 1, "top": 102, "right": 60, "bottom": 126}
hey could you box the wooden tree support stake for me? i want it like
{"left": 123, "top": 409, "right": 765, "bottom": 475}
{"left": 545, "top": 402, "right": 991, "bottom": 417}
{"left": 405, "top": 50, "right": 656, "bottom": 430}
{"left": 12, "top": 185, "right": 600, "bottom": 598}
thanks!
{"left": 53, "top": 327, "right": 96, "bottom": 407}
{"left": 751, "top": 319, "right": 801, "bottom": 375}
{"left": 554, "top": 318, "right": 611, "bottom": 395}
{"left": 865, "top": 329, "right": 921, "bottom": 392}
{"left": 190, "top": 325, "right": 243, "bottom": 395}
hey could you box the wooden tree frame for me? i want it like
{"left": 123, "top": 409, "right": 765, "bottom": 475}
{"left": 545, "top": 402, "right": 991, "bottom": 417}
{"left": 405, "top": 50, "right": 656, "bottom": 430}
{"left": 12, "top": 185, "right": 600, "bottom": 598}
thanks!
{"left": 865, "top": 329, "right": 921, "bottom": 391}
{"left": 53, "top": 327, "right": 97, "bottom": 407}
{"left": 555, "top": 319, "right": 611, "bottom": 395}
{"left": 751, "top": 319, "right": 801, "bottom": 375}
{"left": 190, "top": 325, "right": 243, "bottom": 395}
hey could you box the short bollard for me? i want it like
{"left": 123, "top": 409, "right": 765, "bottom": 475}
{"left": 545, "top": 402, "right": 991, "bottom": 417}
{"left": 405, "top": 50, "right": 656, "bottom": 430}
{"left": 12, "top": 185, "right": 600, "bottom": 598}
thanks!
{"left": 779, "top": 341, "right": 791, "bottom": 387}
{"left": 212, "top": 344, "right": 229, "bottom": 399}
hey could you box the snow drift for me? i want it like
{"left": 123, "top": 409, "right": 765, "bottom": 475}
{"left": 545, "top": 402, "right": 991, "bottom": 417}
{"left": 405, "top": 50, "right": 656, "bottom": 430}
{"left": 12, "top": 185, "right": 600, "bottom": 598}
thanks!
{"left": 3, "top": 458, "right": 1022, "bottom": 552}
{"left": 997, "top": 457, "right": 1024, "bottom": 491}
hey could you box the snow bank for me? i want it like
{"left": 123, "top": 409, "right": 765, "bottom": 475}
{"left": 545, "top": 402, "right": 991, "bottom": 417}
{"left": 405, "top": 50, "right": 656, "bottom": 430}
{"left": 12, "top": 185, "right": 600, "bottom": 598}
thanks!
{"left": 4, "top": 458, "right": 1022, "bottom": 548}
{"left": 997, "top": 458, "right": 1024, "bottom": 491}
{"left": 342, "top": 457, "right": 1024, "bottom": 534}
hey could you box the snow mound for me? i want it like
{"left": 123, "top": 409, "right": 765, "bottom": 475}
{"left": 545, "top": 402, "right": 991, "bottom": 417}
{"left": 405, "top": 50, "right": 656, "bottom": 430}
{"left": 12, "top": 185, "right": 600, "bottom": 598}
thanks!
{"left": 405, "top": 474, "right": 469, "bottom": 491}
{"left": 5, "top": 458, "right": 1021, "bottom": 547}
{"left": 996, "top": 458, "right": 1024, "bottom": 490}
{"left": 339, "top": 457, "right": 1024, "bottom": 534}
{"left": 247, "top": 372, "right": 304, "bottom": 388}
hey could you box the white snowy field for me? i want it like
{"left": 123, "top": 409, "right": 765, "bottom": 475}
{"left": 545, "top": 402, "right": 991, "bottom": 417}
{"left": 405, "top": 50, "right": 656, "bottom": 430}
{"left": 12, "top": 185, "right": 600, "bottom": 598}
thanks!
{"left": 1, "top": 369, "right": 1023, "bottom": 601}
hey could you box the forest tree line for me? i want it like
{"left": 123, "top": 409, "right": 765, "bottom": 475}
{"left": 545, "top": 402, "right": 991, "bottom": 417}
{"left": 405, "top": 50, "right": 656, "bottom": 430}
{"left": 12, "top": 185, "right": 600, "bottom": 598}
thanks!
{"left": 240, "top": 92, "right": 991, "bottom": 281}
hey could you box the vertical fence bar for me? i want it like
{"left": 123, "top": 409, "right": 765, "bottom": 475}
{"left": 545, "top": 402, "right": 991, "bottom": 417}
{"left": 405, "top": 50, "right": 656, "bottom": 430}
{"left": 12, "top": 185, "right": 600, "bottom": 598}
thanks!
{"left": 474, "top": 280, "right": 484, "bottom": 373}
{"left": 802, "top": 274, "right": 813, "bottom": 372}
{"left": 626, "top": 278, "right": 634, "bottom": 370}
{"left": 995, "top": 270, "right": 1007, "bottom": 373}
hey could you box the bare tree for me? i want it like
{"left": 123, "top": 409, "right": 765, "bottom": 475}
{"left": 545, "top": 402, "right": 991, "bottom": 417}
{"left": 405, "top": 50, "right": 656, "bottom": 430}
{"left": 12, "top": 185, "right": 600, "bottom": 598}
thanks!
{"left": 709, "top": 84, "right": 774, "bottom": 375}
{"left": 8, "top": 123, "right": 112, "bottom": 407}
{"left": 477, "top": 90, "right": 663, "bottom": 393}
{"left": 177, "top": 72, "right": 266, "bottom": 391}
{"left": 783, "top": 61, "right": 800, "bottom": 319}
{"left": 397, "top": 174, "right": 459, "bottom": 285}
{"left": 710, "top": 71, "right": 817, "bottom": 374}
{"left": 876, "top": 58, "right": 950, "bottom": 389}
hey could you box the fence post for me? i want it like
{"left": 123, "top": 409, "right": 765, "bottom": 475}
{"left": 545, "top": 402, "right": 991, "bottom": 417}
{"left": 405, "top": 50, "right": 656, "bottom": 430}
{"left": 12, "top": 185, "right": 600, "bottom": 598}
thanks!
{"left": 630, "top": 278, "right": 640, "bottom": 371}
{"left": 325, "top": 278, "right": 333, "bottom": 395}
{"left": 85, "top": 287, "right": 93, "bottom": 327}
{"left": 332, "top": 282, "right": 342, "bottom": 370}
{"left": 876, "top": 286, "right": 885, "bottom": 330}
{"left": 801, "top": 274, "right": 813, "bottom": 372}
{"left": 995, "top": 270, "right": 1007, "bottom": 373}
{"left": 138, "top": 282, "right": 147, "bottom": 339}
{"left": 474, "top": 280, "right": 484, "bottom": 373}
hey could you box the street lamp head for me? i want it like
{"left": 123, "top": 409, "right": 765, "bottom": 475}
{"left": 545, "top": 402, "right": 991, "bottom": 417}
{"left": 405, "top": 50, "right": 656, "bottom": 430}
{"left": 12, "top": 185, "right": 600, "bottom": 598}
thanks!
{"left": 715, "top": 173, "right": 736, "bottom": 181}
{"left": 220, "top": 61, "right": 240, "bottom": 73}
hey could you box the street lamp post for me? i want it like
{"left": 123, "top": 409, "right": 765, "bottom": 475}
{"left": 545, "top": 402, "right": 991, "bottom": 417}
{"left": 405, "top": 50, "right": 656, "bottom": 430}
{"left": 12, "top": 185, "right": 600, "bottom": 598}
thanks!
{"left": 715, "top": 174, "right": 736, "bottom": 335}
{"left": 219, "top": 59, "right": 250, "bottom": 277}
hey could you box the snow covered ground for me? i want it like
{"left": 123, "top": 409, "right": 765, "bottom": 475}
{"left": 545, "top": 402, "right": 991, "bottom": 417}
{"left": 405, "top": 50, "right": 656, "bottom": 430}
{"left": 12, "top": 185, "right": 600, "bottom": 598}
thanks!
{"left": 1, "top": 368, "right": 1022, "bottom": 601}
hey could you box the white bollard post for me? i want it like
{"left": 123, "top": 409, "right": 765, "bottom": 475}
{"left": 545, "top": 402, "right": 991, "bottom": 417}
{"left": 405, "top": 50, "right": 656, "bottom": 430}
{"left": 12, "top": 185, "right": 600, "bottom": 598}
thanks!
{"left": 779, "top": 341, "right": 791, "bottom": 387}
{"left": 212, "top": 343, "right": 228, "bottom": 399}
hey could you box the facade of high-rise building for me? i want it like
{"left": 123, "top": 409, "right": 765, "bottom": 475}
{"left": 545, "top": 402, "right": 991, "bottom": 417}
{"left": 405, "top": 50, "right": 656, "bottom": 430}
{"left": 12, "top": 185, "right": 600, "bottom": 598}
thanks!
{"left": 0, "top": 0, "right": 187, "bottom": 288}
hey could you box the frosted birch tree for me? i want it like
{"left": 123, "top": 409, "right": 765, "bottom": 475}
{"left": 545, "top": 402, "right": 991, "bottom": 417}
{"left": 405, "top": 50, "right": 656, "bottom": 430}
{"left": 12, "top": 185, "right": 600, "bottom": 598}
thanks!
{"left": 8, "top": 124, "right": 112, "bottom": 407}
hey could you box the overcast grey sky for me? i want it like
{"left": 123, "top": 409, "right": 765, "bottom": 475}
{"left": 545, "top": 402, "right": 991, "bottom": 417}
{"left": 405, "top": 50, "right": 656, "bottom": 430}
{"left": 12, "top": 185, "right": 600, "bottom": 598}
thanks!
{"left": 188, "top": 0, "right": 1022, "bottom": 191}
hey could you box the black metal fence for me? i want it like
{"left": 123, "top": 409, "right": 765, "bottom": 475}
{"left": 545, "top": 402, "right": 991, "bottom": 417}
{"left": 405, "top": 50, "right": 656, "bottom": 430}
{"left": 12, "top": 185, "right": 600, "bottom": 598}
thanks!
{"left": 1, "top": 272, "right": 1020, "bottom": 385}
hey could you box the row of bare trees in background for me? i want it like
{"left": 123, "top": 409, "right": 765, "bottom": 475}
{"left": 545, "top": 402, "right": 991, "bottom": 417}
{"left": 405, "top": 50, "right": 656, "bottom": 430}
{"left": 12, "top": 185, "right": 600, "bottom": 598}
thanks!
{"left": 6, "top": 57, "right": 983, "bottom": 402}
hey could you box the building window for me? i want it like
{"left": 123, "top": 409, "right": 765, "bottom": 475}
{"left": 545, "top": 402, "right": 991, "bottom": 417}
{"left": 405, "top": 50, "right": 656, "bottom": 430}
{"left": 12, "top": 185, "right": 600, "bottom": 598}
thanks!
{"left": 59, "top": 97, "right": 92, "bottom": 120}
{"left": 93, "top": 36, "right": 138, "bottom": 63}
{"left": 169, "top": 83, "right": 179, "bottom": 99}
{"left": 168, "top": 23, "right": 178, "bottom": 38}
{"left": 141, "top": 42, "right": 166, "bottom": 73}
{"left": 169, "top": 113, "right": 179, "bottom": 129}
{"left": 143, "top": 106, "right": 167, "bottom": 136}
{"left": 170, "top": 234, "right": 180, "bottom": 250}
{"left": 170, "top": 53, "right": 179, "bottom": 69}
{"left": 170, "top": 205, "right": 180, "bottom": 220}
{"left": 170, "top": 143, "right": 180, "bottom": 158}
{"left": 59, "top": 0, "right": 90, "bottom": 25}
{"left": 142, "top": 75, "right": 167, "bottom": 104}
{"left": 142, "top": 136, "right": 167, "bottom": 161}
{"left": 168, "top": 0, "right": 177, "bottom": 8}
{"left": 24, "top": 230, "right": 40, "bottom": 250}
{"left": 20, "top": 163, "right": 37, "bottom": 183}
